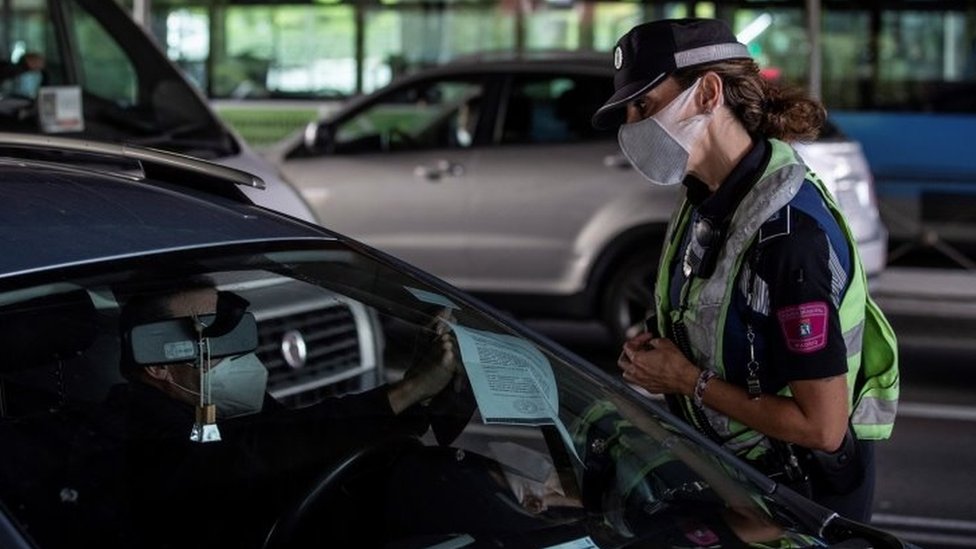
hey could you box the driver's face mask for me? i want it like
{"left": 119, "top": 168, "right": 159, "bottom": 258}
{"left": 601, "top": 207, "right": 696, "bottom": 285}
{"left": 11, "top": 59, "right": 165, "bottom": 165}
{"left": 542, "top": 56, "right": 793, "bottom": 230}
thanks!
{"left": 209, "top": 353, "right": 268, "bottom": 418}
{"left": 617, "top": 78, "right": 713, "bottom": 186}
{"left": 171, "top": 353, "right": 268, "bottom": 419}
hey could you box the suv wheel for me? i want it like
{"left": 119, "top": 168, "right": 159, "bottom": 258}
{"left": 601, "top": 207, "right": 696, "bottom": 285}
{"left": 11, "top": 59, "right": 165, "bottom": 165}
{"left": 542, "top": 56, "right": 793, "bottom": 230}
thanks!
{"left": 601, "top": 251, "right": 659, "bottom": 345}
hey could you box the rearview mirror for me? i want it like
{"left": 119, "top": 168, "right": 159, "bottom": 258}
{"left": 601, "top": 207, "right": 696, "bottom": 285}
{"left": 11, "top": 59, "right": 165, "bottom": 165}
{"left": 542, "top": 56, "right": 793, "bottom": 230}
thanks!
{"left": 130, "top": 313, "right": 258, "bottom": 365}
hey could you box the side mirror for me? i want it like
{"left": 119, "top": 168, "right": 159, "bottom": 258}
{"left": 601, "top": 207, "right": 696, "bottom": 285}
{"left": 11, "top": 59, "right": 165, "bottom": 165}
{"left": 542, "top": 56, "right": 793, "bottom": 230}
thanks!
{"left": 302, "top": 121, "right": 333, "bottom": 153}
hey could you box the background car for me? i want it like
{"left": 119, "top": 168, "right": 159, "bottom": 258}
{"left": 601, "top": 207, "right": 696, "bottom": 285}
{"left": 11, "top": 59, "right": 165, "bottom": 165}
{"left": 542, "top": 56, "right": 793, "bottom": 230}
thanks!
{"left": 0, "top": 133, "right": 912, "bottom": 549}
{"left": 270, "top": 54, "right": 888, "bottom": 342}
{"left": 0, "top": 0, "right": 316, "bottom": 223}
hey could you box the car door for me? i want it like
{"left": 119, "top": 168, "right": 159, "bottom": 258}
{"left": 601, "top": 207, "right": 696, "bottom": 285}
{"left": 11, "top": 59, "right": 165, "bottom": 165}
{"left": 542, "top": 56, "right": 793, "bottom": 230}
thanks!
{"left": 280, "top": 75, "right": 494, "bottom": 283}
{"left": 463, "top": 71, "right": 675, "bottom": 296}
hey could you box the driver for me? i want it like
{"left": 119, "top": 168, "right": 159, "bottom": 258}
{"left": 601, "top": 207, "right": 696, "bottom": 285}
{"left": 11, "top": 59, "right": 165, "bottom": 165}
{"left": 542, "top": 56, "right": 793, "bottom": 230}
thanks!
{"left": 115, "top": 279, "right": 457, "bottom": 419}
{"left": 94, "top": 276, "right": 461, "bottom": 548}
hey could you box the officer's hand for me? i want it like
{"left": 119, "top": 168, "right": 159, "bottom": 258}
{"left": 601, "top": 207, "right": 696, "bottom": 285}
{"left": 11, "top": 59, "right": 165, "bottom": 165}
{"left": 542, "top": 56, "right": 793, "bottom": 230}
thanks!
{"left": 618, "top": 333, "right": 699, "bottom": 396}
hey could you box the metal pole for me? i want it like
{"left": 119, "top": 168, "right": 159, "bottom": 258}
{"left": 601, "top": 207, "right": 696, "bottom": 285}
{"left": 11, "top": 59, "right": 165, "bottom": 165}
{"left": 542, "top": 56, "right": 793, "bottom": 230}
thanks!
{"left": 579, "top": 1, "right": 594, "bottom": 51}
{"left": 515, "top": 0, "right": 526, "bottom": 55}
{"left": 355, "top": 0, "right": 365, "bottom": 94}
{"left": 132, "top": 0, "right": 151, "bottom": 29}
{"left": 806, "top": 0, "right": 822, "bottom": 100}
{"left": 2, "top": 0, "right": 11, "bottom": 59}
{"left": 207, "top": 0, "right": 226, "bottom": 99}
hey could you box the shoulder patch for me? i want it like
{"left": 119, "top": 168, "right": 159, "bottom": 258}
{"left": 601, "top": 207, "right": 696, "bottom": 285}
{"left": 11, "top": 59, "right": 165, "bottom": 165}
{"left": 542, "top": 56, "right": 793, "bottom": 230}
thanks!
{"left": 776, "top": 301, "right": 829, "bottom": 354}
{"left": 758, "top": 206, "right": 792, "bottom": 244}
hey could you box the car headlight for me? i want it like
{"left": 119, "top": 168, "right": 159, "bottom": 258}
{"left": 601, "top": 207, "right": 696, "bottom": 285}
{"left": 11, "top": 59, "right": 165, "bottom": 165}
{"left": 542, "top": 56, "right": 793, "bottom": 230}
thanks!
{"left": 797, "top": 141, "right": 881, "bottom": 243}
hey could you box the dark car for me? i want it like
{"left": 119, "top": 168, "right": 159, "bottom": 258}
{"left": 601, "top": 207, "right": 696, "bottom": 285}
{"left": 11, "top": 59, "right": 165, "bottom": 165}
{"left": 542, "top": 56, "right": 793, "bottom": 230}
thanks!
{"left": 270, "top": 55, "right": 888, "bottom": 342}
{"left": 0, "top": 134, "right": 910, "bottom": 549}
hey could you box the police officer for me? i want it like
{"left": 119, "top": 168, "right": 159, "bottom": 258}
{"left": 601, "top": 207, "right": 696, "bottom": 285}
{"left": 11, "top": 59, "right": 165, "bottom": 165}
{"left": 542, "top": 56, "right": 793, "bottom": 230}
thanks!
{"left": 594, "top": 18, "right": 899, "bottom": 522}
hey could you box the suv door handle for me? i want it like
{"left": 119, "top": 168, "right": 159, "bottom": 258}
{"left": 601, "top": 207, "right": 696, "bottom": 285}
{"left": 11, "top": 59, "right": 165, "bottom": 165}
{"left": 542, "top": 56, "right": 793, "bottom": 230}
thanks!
{"left": 604, "top": 154, "right": 632, "bottom": 170}
{"left": 414, "top": 160, "right": 465, "bottom": 182}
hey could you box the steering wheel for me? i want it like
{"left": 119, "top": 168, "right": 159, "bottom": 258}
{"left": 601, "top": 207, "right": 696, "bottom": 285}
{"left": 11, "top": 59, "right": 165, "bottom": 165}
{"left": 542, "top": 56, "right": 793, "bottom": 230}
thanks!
{"left": 262, "top": 433, "right": 423, "bottom": 549}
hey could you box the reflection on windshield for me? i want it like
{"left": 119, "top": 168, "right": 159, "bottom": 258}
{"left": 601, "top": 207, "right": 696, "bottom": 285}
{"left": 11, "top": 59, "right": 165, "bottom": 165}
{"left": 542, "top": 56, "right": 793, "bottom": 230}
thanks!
{"left": 0, "top": 245, "right": 823, "bottom": 548}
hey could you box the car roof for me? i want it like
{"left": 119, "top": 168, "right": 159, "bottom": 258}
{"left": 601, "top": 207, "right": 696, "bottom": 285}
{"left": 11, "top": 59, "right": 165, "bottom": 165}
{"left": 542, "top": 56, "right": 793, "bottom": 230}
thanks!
{"left": 443, "top": 51, "right": 611, "bottom": 69}
{"left": 322, "top": 53, "right": 613, "bottom": 126}
{"left": 390, "top": 53, "right": 611, "bottom": 81}
{"left": 0, "top": 157, "right": 328, "bottom": 279}
{"left": 326, "top": 53, "right": 850, "bottom": 146}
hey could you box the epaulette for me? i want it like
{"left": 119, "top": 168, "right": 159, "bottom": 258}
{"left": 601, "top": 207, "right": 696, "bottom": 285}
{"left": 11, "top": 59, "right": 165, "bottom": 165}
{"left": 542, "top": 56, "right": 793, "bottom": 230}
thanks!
{"left": 758, "top": 205, "right": 792, "bottom": 244}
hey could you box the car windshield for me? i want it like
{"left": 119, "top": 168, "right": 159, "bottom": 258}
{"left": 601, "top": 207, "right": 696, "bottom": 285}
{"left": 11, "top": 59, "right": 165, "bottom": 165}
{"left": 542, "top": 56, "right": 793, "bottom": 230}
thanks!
{"left": 0, "top": 241, "right": 825, "bottom": 548}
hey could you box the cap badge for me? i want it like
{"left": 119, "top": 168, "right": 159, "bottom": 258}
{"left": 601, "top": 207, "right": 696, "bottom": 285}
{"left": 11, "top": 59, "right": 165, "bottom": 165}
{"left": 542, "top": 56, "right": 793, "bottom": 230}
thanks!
{"left": 613, "top": 46, "right": 623, "bottom": 70}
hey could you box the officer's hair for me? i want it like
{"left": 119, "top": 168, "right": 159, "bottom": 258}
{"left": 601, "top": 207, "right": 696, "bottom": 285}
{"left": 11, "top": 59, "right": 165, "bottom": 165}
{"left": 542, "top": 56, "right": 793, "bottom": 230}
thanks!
{"left": 674, "top": 59, "right": 826, "bottom": 142}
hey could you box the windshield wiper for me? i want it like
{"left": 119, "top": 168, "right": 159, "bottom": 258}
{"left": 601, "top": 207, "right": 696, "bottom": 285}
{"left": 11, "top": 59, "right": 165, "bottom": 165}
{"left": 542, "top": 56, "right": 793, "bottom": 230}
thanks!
{"left": 92, "top": 105, "right": 234, "bottom": 157}
{"left": 126, "top": 124, "right": 236, "bottom": 159}
{"left": 125, "top": 120, "right": 216, "bottom": 146}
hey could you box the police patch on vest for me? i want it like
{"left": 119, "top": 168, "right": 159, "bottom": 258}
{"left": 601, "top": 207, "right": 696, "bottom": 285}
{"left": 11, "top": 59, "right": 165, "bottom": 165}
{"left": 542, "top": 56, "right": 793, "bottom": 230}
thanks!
{"left": 776, "top": 301, "right": 828, "bottom": 353}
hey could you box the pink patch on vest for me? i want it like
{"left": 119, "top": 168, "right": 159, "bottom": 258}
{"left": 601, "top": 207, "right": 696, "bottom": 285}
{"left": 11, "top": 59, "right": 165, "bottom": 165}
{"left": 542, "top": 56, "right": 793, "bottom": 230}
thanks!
{"left": 776, "top": 301, "right": 829, "bottom": 354}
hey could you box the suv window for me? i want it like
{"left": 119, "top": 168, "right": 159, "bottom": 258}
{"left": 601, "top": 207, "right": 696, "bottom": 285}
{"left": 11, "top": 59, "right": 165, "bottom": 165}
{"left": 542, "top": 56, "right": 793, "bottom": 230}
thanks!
{"left": 64, "top": 0, "right": 137, "bottom": 106}
{"left": 500, "top": 74, "right": 615, "bottom": 145}
{"left": 334, "top": 78, "right": 484, "bottom": 153}
{"left": 1, "top": 0, "right": 138, "bottom": 106}
{"left": 0, "top": 0, "right": 231, "bottom": 158}
{"left": 1, "top": 0, "right": 65, "bottom": 98}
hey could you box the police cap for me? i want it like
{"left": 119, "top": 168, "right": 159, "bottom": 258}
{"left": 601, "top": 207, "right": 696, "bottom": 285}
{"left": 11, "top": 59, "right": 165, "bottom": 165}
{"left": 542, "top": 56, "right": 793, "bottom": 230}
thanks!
{"left": 592, "top": 18, "right": 751, "bottom": 129}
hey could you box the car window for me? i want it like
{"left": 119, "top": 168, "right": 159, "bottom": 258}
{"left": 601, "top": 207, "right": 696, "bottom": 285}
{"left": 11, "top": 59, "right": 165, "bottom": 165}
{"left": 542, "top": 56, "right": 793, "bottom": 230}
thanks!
{"left": 0, "top": 242, "right": 821, "bottom": 548}
{"left": 0, "top": 0, "right": 231, "bottom": 158}
{"left": 499, "top": 74, "right": 615, "bottom": 145}
{"left": 62, "top": 0, "right": 137, "bottom": 106}
{"left": 334, "top": 78, "right": 484, "bottom": 153}
{"left": 0, "top": 0, "right": 66, "bottom": 99}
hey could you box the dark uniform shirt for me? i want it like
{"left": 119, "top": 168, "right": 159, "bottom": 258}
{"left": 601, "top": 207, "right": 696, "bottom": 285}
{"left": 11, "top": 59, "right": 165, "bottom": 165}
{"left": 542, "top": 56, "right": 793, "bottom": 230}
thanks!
{"left": 668, "top": 139, "right": 851, "bottom": 394}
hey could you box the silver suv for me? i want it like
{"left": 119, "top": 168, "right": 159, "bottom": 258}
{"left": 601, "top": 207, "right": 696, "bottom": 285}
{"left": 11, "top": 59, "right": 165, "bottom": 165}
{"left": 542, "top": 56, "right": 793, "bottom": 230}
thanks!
{"left": 271, "top": 55, "right": 887, "bottom": 342}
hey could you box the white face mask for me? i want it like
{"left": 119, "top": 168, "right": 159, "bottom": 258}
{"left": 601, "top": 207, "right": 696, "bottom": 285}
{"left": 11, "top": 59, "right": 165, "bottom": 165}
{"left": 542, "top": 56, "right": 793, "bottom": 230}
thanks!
{"left": 617, "top": 79, "right": 713, "bottom": 186}
{"left": 172, "top": 353, "right": 268, "bottom": 419}
{"left": 209, "top": 353, "right": 268, "bottom": 418}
